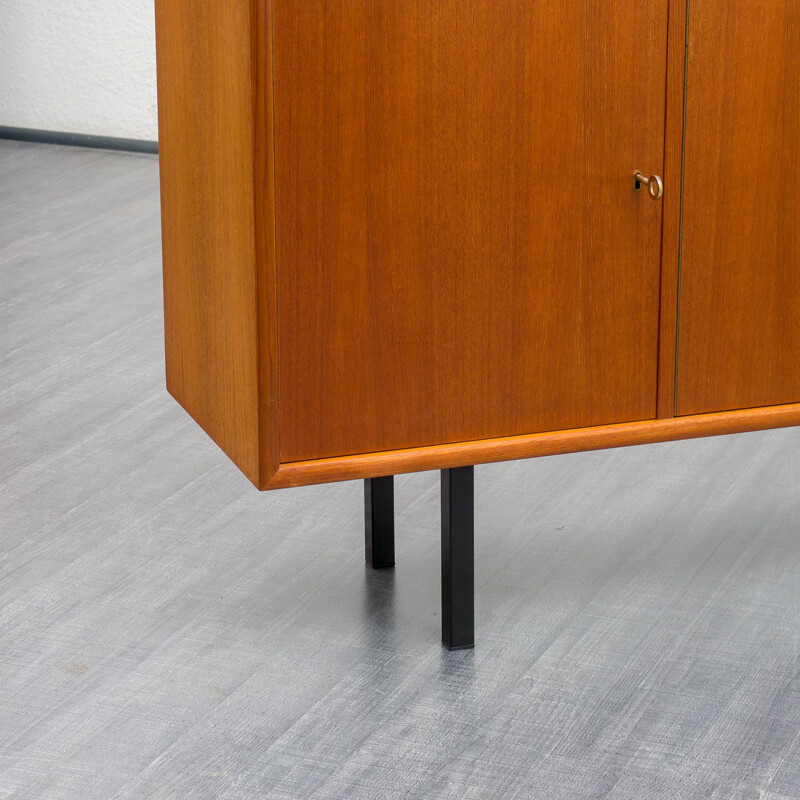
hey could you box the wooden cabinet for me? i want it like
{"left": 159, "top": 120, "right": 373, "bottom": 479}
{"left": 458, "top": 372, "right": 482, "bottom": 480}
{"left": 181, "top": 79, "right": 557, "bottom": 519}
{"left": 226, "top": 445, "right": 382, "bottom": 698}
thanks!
{"left": 155, "top": 0, "right": 800, "bottom": 490}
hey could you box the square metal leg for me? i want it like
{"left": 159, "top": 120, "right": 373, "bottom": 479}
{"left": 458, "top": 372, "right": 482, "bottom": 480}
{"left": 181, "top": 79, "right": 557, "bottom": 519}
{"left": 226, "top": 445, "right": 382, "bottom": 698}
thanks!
{"left": 441, "top": 466, "right": 474, "bottom": 650}
{"left": 364, "top": 476, "right": 395, "bottom": 568}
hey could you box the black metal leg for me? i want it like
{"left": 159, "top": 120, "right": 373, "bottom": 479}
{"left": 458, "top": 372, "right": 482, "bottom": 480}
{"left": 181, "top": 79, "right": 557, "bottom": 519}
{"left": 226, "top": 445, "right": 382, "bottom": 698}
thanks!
{"left": 441, "top": 466, "right": 474, "bottom": 650}
{"left": 364, "top": 476, "right": 395, "bottom": 568}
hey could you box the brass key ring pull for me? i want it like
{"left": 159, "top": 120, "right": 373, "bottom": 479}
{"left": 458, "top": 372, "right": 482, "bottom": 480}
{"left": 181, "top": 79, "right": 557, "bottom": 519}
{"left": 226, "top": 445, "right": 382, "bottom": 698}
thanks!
{"left": 634, "top": 170, "right": 663, "bottom": 200}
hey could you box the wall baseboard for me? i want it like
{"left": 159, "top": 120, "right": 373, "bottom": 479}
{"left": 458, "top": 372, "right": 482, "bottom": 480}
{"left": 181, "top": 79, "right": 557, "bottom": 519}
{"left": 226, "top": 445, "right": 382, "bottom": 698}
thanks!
{"left": 0, "top": 126, "right": 158, "bottom": 154}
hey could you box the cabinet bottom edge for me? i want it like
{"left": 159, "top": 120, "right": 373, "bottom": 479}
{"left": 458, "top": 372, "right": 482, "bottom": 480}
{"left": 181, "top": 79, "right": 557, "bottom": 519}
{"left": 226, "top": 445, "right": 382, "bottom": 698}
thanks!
{"left": 261, "top": 403, "right": 800, "bottom": 489}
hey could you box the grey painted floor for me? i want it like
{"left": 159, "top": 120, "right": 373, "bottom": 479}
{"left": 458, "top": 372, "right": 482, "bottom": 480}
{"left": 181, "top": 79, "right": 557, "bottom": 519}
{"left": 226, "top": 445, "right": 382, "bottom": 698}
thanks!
{"left": 0, "top": 139, "right": 799, "bottom": 800}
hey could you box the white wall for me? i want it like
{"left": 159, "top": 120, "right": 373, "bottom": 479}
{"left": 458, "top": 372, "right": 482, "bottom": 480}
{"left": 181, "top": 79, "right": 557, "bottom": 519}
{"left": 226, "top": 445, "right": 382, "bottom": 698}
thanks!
{"left": 0, "top": 1, "right": 158, "bottom": 141}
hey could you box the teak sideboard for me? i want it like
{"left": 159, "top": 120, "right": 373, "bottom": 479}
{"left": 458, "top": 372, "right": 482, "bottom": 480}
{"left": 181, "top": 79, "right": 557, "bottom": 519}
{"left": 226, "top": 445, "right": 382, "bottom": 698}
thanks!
{"left": 155, "top": 0, "right": 800, "bottom": 648}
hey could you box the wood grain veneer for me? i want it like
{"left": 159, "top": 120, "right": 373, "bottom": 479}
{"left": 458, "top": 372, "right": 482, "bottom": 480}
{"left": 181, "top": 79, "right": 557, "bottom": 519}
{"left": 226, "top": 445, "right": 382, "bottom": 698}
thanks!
{"left": 273, "top": 0, "right": 670, "bottom": 462}
{"left": 155, "top": 0, "right": 277, "bottom": 486}
{"left": 676, "top": 0, "right": 800, "bottom": 415}
{"left": 656, "top": 0, "right": 689, "bottom": 419}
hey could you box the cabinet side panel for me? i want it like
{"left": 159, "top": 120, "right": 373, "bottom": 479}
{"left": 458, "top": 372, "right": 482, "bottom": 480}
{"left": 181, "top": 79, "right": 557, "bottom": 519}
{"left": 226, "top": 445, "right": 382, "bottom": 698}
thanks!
{"left": 155, "top": 0, "right": 261, "bottom": 484}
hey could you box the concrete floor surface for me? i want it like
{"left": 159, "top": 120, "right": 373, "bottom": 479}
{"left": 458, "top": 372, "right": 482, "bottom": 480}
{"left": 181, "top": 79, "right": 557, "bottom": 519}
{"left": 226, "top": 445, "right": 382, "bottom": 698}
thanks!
{"left": 1, "top": 140, "right": 799, "bottom": 799}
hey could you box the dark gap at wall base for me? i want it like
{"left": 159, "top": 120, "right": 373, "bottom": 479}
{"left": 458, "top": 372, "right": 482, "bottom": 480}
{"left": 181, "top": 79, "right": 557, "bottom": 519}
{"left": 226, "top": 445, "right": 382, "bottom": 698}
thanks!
{"left": 0, "top": 126, "right": 158, "bottom": 154}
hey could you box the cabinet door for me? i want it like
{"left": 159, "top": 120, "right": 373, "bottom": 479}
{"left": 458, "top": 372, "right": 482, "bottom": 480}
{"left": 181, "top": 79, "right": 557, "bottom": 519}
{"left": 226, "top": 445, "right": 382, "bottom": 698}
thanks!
{"left": 676, "top": 0, "right": 800, "bottom": 416}
{"left": 273, "top": 0, "right": 669, "bottom": 461}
